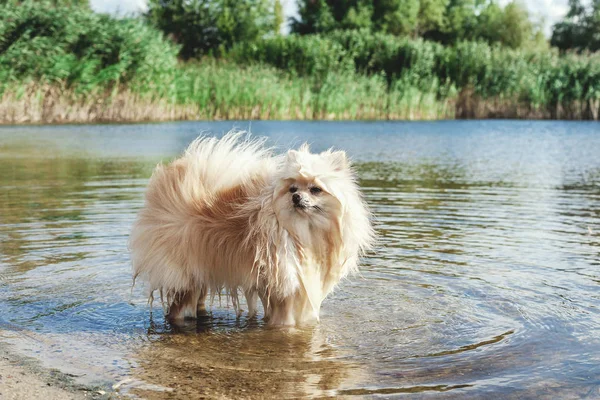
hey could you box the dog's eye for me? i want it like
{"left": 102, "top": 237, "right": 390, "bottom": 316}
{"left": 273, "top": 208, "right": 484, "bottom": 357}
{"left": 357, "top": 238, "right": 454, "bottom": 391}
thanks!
{"left": 310, "top": 187, "right": 322, "bottom": 195}
{"left": 289, "top": 187, "right": 298, "bottom": 193}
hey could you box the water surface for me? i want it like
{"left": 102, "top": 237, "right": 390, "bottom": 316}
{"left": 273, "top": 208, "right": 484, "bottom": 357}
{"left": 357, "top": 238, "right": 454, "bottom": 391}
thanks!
{"left": 1, "top": 121, "right": 599, "bottom": 398}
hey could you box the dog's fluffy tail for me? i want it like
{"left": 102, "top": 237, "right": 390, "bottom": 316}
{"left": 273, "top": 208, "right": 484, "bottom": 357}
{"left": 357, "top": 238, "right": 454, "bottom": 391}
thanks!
{"left": 129, "top": 131, "right": 273, "bottom": 310}
{"left": 181, "top": 131, "right": 273, "bottom": 194}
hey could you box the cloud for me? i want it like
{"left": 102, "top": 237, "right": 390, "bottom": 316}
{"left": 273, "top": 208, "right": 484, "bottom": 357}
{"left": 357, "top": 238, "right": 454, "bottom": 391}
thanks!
{"left": 498, "top": 0, "right": 570, "bottom": 36}
{"left": 90, "top": 0, "right": 147, "bottom": 15}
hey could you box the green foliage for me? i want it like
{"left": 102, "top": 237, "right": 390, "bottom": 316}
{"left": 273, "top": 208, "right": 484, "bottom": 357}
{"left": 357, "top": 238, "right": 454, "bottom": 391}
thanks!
{"left": 230, "top": 35, "right": 353, "bottom": 78}
{"left": 1, "top": 0, "right": 599, "bottom": 121}
{"left": 0, "top": 0, "right": 178, "bottom": 91}
{"left": 292, "top": 0, "right": 544, "bottom": 49}
{"left": 140, "top": 59, "right": 454, "bottom": 120}
{"left": 551, "top": 0, "right": 600, "bottom": 52}
{"left": 0, "top": 0, "right": 89, "bottom": 7}
{"left": 469, "top": 1, "right": 544, "bottom": 49}
{"left": 146, "top": 0, "right": 275, "bottom": 59}
{"left": 274, "top": 0, "right": 284, "bottom": 35}
{"left": 170, "top": 61, "right": 407, "bottom": 119}
{"left": 439, "top": 0, "right": 477, "bottom": 42}
{"left": 417, "top": 0, "right": 448, "bottom": 35}
{"left": 373, "top": 0, "right": 419, "bottom": 36}
{"left": 291, "top": 0, "right": 440, "bottom": 37}
{"left": 231, "top": 31, "right": 600, "bottom": 115}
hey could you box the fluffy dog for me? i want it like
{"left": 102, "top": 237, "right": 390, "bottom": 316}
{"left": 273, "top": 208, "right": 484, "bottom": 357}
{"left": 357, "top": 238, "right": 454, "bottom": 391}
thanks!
{"left": 130, "top": 132, "right": 374, "bottom": 326}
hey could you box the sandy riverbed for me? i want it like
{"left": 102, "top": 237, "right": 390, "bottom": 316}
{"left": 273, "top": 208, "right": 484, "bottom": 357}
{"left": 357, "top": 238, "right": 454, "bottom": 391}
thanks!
{"left": 0, "top": 345, "right": 111, "bottom": 400}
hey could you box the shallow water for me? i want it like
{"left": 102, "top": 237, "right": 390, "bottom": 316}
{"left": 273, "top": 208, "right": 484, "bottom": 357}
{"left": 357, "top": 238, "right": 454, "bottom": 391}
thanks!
{"left": 0, "top": 120, "right": 599, "bottom": 398}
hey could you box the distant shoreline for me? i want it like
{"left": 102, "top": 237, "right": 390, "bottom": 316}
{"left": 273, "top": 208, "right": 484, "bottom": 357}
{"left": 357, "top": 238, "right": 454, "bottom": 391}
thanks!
{"left": 4, "top": 4, "right": 600, "bottom": 126}
{"left": 1, "top": 88, "right": 596, "bottom": 125}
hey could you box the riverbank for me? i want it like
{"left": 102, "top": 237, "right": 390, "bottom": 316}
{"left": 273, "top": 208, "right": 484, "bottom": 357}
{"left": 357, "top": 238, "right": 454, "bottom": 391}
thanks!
{"left": 0, "top": 341, "right": 111, "bottom": 400}
{"left": 0, "top": 83, "right": 454, "bottom": 125}
{"left": 2, "top": 82, "right": 596, "bottom": 125}
{"left": 0, "top": 356, "right": 82, "bottom": 400}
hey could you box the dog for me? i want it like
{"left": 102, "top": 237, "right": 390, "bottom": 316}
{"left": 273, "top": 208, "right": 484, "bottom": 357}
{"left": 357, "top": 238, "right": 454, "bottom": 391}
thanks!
{"left": 130, "top": 132, "right": 374, "bottom": 326}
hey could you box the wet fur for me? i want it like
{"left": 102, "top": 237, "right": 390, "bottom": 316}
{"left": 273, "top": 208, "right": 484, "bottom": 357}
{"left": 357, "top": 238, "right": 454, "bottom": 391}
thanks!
{"left": 130, "top": 132, "right": 374, "bottom": 326}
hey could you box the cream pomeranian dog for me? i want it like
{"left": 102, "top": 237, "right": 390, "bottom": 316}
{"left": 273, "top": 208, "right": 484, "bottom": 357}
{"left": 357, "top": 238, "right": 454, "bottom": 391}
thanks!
{"left": 130, "top": 132, "right": 374, "bottom": 326}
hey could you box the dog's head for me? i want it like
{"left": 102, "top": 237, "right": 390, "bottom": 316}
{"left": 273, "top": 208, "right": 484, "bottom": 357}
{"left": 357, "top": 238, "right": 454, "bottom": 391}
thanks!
{"left": 272, "top": 144, "right": 355, "bottom": 236}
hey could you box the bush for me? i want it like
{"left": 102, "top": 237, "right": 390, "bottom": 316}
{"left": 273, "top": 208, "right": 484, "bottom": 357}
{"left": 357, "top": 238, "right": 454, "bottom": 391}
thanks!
{"left": 230, "top": 34, "right": 353, "bottom": 78}
{"left": 0, "top": 0, "right": 179, "bottom": 91}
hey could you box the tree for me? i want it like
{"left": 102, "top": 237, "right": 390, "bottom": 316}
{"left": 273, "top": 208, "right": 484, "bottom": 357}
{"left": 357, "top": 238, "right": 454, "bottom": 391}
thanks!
{"left": 292, "top": 0, "right": 447, "bottom": 37}
{"left": 551, "top": 0, "right": 600, "bottom": 51}
{"left": 291, "top": 0, "right": 373, "bottom": 34}
{"left": 274, "top": 0, "right": 284, "bottom": 34}
{"left": 467, "top": 1, "right": 543, "bottom": 49}
{"left": 373, "top": 0, "right": 419, "bottom": 36}
{"left": 290, "top": 0, "right": 337, "bottom": 34}
{"left": 438, "top": 0, "right": 478, "bottom": 42}
{"left": 499, "top": 1, "right": 534, "bottom": 48}
{"left": 291, "top": 0, "right": 544, "bottom": 48}
{"left": 416, "top": 0, "right": 448, "bottom": 36}
{"left": 146, "top": 0, "right": 276, "bottom": 59}
{"left": 340, "top": 1, "right": 373, "bottom": 30}
{"left": 0, "top": 0, "right": 89, "bottom": 6}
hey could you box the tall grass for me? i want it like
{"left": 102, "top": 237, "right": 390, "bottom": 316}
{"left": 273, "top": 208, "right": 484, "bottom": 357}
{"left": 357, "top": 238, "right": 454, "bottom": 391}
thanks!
{"left": 0, "top": 61, "right": 453, "bottom": 123}
{"left": 232, "top": 31, "right": 600, "bottom": 119}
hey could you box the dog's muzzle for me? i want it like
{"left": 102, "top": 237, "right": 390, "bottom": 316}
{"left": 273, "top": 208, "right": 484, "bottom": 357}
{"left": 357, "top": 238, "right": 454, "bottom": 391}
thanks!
{"left": 292, "top": 193, "right": 307, "bottom": 209}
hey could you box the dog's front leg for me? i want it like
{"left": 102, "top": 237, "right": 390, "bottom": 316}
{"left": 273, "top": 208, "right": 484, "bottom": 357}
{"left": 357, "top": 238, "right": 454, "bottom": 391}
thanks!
{"left": 167, "top": 288, "right": 205, "bottom": 321}
{"left": 267, "top": 297, "right": 295, "bottom": 326}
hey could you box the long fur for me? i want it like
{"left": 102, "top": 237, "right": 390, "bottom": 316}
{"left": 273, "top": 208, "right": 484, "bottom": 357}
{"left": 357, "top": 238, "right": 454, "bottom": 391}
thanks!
{"left": 130, "top": 132, "right": 374, "bottom": 326}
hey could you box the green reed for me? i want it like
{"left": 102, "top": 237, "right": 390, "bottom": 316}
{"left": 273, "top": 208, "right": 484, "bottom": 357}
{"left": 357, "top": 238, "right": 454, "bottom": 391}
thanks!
{"left": 0, "top": 60, "right": 452, "bottom": 123}
{"left": 232, "top": 32, "right": 600, "bottom": 119}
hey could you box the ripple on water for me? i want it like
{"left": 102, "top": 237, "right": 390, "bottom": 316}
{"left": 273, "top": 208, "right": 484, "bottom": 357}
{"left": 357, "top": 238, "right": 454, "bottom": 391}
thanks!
{"left": 1, "top": 121, "right": 600, "bottom": 398}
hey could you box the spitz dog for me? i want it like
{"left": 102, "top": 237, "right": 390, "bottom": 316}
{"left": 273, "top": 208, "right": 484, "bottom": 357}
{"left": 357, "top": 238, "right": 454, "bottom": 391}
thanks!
{"left": 130, "top": 132, "right": 374, "bottom": 326}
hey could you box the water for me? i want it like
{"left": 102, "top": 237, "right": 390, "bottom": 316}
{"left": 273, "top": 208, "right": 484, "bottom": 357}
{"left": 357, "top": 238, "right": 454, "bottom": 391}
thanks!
{"left": 0, "top": 121, "right": 599, "bottom": 398}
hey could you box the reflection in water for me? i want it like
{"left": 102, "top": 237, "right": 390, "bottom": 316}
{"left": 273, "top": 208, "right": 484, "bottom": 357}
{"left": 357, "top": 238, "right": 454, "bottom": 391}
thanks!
{"left": 131, "top": 320, "right": 359, "bottom": 399}
{"left": 1, "top": 121, "right": 600, "bottom": 398}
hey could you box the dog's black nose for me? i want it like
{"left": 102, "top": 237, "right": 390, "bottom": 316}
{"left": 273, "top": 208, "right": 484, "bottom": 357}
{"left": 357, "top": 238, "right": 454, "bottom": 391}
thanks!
{"left": 292, "top": 193, "right": 301, "bottom": 205}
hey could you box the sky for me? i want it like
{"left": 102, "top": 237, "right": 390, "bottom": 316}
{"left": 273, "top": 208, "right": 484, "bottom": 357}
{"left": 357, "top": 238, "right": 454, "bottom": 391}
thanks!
{"left": 90, "top": 0, "right": 571, "bottom": 37}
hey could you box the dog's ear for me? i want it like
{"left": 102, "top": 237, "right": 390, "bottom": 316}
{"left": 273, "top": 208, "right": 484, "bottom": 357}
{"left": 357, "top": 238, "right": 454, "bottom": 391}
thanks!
{"left": 325, "top": 150, "right": 349, "bottom": 172}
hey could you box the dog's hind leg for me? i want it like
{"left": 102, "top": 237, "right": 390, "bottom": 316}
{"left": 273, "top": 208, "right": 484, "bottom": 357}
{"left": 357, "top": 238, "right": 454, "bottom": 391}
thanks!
{"left": 196, "top": 286, "right": 208, "bottom": 315}
{"left": 244, "top": 289, "right": 258, "bottom": 318}
{"left": 259, "top": 293, "right": 270, "bottom": 321}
